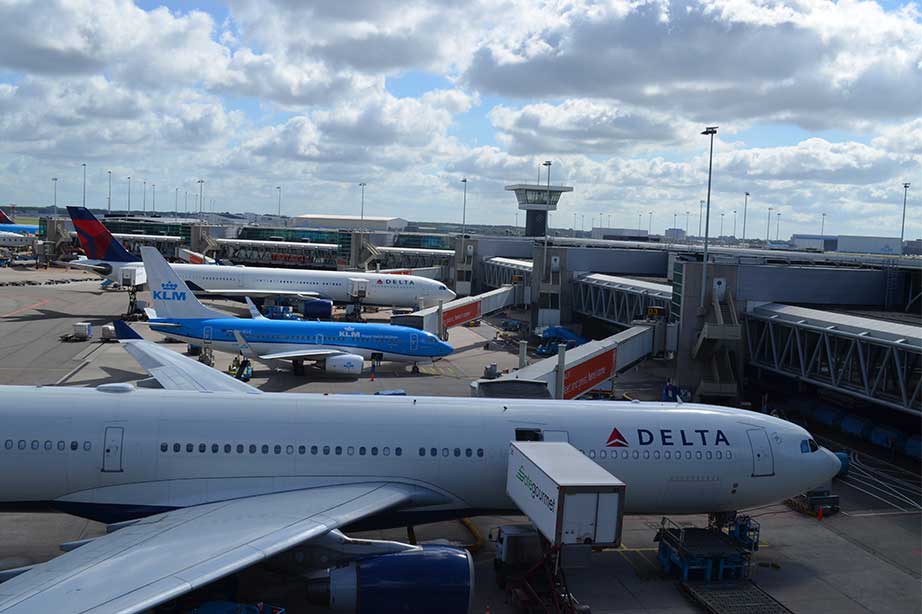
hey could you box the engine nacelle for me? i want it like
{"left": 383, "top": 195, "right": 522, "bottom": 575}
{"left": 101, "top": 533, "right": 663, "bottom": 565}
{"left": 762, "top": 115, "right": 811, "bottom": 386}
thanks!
{"left": 324, "top": 354, "right": 364, "bottom": 376}
{"left": 308, "top": 546, "right": 473, "bottom": 614}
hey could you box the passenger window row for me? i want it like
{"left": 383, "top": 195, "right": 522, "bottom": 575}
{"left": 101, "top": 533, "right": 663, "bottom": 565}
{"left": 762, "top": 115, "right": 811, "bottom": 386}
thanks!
{"left": 581, "top": 448, "right": 733, "bottom": 462}
{"left": 418, "top": 447, "right": 485, "bottom": 459}
{"left": 160, "top": 442, "right": 406, "bottom": 458}
{"left": 4, "top": 439, "right": 92, "bottom": 452}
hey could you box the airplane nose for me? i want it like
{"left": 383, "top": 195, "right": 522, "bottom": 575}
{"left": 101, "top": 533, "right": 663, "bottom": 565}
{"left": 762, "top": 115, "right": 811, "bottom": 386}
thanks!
{"left": 822, "top": 447, "right": 842, "bottom": 480}
{"left": 444, "top": 289, "right": 457, "bottom": 300}
{"left": 439, "top": 340, "right": 454, "bottom": 356}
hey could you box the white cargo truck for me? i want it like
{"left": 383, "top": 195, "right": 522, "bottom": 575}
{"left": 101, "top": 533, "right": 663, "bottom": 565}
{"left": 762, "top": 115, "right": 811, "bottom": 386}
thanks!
{"left": 506, "top": 441, "right": 625, "bottom": 547}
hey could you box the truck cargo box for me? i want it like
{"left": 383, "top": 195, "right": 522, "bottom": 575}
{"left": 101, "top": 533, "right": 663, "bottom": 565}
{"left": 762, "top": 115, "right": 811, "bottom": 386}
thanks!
{"left": 506, "top": 441, "right": 625, "bottom": 547}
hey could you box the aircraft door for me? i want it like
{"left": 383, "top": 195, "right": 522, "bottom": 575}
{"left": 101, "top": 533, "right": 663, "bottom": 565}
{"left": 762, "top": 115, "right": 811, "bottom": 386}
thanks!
{"left": 543, "top": 430, "right": 570, "bottom": 442}
{"left": 102, "top": 426, "right": 124, "bottom": 472}
{"left": 746, "top": 428, "right": 774, "bottom": 477}
{"left": 410, "top": 333, "right": 419, "bottom": 351}
{"left": 203, "top": 326, "right": 213, "bottom": 346}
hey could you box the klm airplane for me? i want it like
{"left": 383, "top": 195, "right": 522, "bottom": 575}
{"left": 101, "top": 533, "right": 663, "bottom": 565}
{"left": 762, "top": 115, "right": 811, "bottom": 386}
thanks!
{"left": 142, "top": 247, "right": 453, "bottom": 375}
{"left": 0, "top": 209, "right": 39, "bottom": 235}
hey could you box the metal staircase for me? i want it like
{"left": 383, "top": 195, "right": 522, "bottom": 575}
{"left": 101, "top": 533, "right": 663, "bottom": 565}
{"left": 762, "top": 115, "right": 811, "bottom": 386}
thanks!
{"left": 694, "top": 293, "right": 741, "bottom": 400}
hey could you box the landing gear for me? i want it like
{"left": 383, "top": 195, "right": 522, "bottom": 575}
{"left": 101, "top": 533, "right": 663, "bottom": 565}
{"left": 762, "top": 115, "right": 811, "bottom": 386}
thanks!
{"left": 411, "top": 363, "right": 420, "bottom": 374}
{"left": 292, "top": 359, "right": 305, "bottom": 376}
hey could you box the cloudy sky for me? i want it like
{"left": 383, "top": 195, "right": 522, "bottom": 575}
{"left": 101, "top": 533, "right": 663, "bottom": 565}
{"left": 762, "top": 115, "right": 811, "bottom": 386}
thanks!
{"left": 0, "top": 0, "right": 919, "bottom": 238}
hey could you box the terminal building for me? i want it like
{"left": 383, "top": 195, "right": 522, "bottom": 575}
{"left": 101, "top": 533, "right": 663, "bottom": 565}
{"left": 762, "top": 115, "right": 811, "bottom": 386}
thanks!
{"left": 293, "top": 214, "right": 408, "bottom": 232}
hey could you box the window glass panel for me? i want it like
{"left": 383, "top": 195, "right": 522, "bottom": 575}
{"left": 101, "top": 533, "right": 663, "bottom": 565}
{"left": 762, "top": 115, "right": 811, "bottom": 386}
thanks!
{"left": 161, "top": 443, "right": 168, "bottom": 452}
{"left": 212, "top": 444, "right": 219, "bottom": 453}
{"left": 311, "top": 445, "right": 318, "bottom": 455}
{"left": 465, "top": 448, "right": 472, "bottom": 457}
{"left": 186, "top": 443, "right": 193, "bottom": 453}
{"left": 383, "top": 447, "right": 390, "bottom": 456}
{"left": 395, "top": 447, "right": 402, "bottom": 456}
{"left": 31, "top": 440, "right": 39, "bottom": 450}
{"left": 298, "top": 445, "right": 306, "bottom": 455}
{"left": 83, "top": 441, "right": 91, "bottom": 451}
{"left": 323, "top": 446, "right": 330, "bottom": 455}
{"left": 335, "top": 446, "right": 342, "bottom": 456}
{"left": 430, "top": 448, "right": 437, "bottom": 457}
{"left": 199, "top": 444, "right": 206, "bottom": 453}
{"left": 477, "top": 448, "right": 484, "bottom": 458}
{"left": 419, "top": 447, "right": 426, "bottom": 457}
{"left": 262, "top": 444, "right": 269, "bottom": 454}
{"left": 286, "top": 445, "right": 294, "bottom": 455}
{"left": 44, "top": 440, "right": 52, "bottom": 450}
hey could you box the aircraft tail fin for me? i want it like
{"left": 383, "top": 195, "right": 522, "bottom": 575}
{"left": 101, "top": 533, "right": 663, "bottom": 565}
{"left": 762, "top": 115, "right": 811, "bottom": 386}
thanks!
{"left": 140, "top": 246, "right": 225, "bottom": 320}
{"left": 66, "top": 206, "right": 138, "bottom": 262}
{"left": 0, "top": 209, "right": 13, "bottom": 224}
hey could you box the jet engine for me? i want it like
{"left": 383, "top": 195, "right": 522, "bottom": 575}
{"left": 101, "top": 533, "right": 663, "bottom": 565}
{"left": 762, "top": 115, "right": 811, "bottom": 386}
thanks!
{"left": 300, "top": 297, "right": 334, "bottom": 320}
{"left": 324, "top": 354, "right": 364, "bottom": 375}
{"left": 307, "top": 545, "right": 473, "bottom": 614}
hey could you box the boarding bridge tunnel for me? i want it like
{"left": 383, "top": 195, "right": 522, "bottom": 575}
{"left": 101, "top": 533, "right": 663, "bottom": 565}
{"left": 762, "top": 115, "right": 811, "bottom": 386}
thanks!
{"left": 572, "top": 274, "right": 673, "bottom": 328}
{"left": 745, "top": 303, "right": 922, "bottom": 416}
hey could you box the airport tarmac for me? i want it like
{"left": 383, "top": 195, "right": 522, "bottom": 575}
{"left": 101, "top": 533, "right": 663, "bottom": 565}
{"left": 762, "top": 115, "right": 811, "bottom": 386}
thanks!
{"left": 0, "top": 266, "right": 919, "bottom": 613}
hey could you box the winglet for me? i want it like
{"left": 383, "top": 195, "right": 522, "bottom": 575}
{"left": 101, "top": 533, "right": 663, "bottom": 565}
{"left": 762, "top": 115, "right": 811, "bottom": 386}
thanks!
{"left": 114, "top": 320, "right": 143, "bottom": 340}
{"left": 231, "top": 330, "right": 257, "bottom": 358}
{"left": 244, "top": 297, "right": 268, "bottom": 320}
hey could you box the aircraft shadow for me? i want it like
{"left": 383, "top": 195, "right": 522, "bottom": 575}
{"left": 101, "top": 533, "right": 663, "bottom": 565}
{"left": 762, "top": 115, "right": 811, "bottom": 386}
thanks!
{"left": 2, "top": 309, "right": 116, "bottom": 324}
{"left": 61, "top": 366, "right": 144, "bottom": 387}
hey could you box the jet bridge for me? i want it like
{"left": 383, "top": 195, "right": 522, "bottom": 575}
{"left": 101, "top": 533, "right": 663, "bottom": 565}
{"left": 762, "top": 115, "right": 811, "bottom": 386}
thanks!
{"left": 483, "top": 257, "right": 533, "bottom": 297}
{"left": 472, "top": 325, "right": 654, "bottom": 399}
{"left": 745, "top": 303, "right": 922, "bottom": 415}
{"left": 390, "top": 284, "right": 523, "bottom": 337}
{"left": 572, "top": 274, "right": 673, "bottom": 328}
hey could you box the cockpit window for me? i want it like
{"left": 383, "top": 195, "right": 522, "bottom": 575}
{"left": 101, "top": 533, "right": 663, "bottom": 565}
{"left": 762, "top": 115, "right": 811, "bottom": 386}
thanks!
{"left": 801, "top": 439, "right": 820, "bottom": 453}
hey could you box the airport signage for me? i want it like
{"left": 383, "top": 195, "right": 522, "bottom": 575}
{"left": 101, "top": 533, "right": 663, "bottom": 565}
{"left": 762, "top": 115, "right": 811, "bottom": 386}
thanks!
{"left": 443, "top": 301, "right": 481, "bottom": 328}
{"left": 563, "top": 348, "right": 617, "bottom": 400}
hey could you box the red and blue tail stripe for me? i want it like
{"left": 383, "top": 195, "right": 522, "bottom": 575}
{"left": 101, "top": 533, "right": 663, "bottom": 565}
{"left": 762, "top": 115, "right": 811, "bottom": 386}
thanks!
{"left": 66, "top": 207, "right": 139, "bottom": 262}
{"left": 0, "top": 209, "right": 13, "bottom": 224}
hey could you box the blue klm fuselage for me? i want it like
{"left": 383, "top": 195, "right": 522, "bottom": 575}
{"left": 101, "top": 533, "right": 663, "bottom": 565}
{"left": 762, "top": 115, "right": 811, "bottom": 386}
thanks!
{"left": 0, "top": 223, "right": 39, "bottom": 235}
{"left": 149, "top": 317, "right": 453, "bottom": 363}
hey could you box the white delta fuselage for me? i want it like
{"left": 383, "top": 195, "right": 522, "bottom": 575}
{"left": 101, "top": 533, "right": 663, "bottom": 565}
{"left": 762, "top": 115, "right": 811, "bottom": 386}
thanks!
{"left": 0, "top": 388, "right": 840, "bottom": 525}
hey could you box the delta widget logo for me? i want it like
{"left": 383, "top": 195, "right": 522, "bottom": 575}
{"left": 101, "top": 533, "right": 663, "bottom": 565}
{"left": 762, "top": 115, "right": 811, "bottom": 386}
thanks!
{"left": 606, "top": 427, "right": 629, "bottom": 448}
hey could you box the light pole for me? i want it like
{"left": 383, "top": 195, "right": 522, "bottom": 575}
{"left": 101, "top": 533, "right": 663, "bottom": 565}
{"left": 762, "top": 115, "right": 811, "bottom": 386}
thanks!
{"left": 174, "top": 187, "right": 178, "bottom": 216}
{"left": 698, "top": 200, "right": 704, "bottom": 238}
{"left": 673, "top": 212, "right": 677, "bottom": 235}
{"left": 276, "top": 186, "right": 281, "bottom": 217}
{"left": 81, "top": 163, "right": 86, "bottom": 207}
{"left": 742, "top": 192, "right": 749, "bottom": 240}
{"left": 648, "top": 211, "right": 652, "bottom": 234}
{"left": 197, "top": 179, "right": 204, "bottom": 222}
{"left": 685, "top": 211, "right": 690, "bottom": 242}
{"left": 358, "top": 182, "right": 366, "bottom": 222}
{"left": 900, "top": 182, "right": 911, "bottom": 246}
{"left": 460, "top": 178, "right": 468, "bottom": 264}
{"left": 542, "top": 161, "right": 551, "bottom": 278}
{"left": 608, "top": 214, "right": 612, "bottom": 228}
{"left": 637, "top": 213, "right": 642, "bottom": 229}
{"left": 580, "top": 214, "right": 584, "bottom": 231}
{"left": 107, "top": 170, "right": 112, "bottom": 213}
{"left": 776, "top": 212, "right": 781, "bottom": 240}
{"left": 820, "top": 212, "right": 826, "bottom": 237}
{"left": 732, "top": 209, "right": 737, "bottom": 238}
{"left": 152, "top": 183, "right": 156, "bottom": 213}
{"left": 184, "top": 191, "right": 188, "bottom": 215}
{"left": 766, "top": 207, "right": 773, "bottom": 241}
{"left": 719, "top": 212, "right": 724, "bottom": 238}
{"left": 127, "top": 176, "right": 131, "bottom": 212}
{"left": 699, "top": 126, "right": 718, "bottom": 309}
{"left": 51, "top": 177, "right": 58, "bottom": 219}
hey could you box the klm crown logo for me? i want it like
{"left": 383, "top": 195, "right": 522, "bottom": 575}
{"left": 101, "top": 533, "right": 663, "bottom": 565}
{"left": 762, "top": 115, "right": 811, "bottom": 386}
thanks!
{"left": 153, "top": 280, "right": 186, "bottom": 302}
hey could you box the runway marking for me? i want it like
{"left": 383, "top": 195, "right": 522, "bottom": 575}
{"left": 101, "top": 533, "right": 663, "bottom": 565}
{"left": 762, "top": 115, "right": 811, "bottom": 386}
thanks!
{"left": 0, "top": 298, "right": 48, "bottom": 318}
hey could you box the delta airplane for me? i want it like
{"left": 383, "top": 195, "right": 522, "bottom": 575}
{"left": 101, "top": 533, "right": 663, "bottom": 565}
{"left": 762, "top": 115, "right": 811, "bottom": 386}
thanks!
{"left": 141, "top": 246, "right": 453, "bottom": 374}
{"left": 65, "top": 206, "right": 456, "bottom": 308}
{"left": 0, "top": 210, "right": 38, "bottom": 235}
{"left": 0, "top": 322, "right": 840, "bottom": 613}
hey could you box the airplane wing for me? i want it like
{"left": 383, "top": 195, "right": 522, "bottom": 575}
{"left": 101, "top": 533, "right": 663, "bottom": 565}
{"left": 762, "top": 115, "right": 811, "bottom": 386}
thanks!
{"left": 114, "top": 321, "right": 260, "bottom": 395}
{"left": 258, "top": 348, "right": 348, "bottom": 361}
{"left": 199, "top": 289, "right": 324, "bottom": 300}
{"left": 229, "top": 330, "right": 343, "bottom": 362}
{"left": 56, "top": 260, "right": 109, "bottom": 274}
{"left": 0, "top": 483, "right": 427, "bottom": 614}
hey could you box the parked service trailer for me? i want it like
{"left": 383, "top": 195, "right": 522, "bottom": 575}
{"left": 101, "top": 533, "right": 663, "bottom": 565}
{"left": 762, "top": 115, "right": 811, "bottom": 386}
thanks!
{"left": 506, "top": 441, "right": 625, "bottom": 547}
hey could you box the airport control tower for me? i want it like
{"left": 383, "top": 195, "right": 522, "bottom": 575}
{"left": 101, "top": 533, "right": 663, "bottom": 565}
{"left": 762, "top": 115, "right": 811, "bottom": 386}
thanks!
{"left": 505, "top": 181, "right": 573, "bottom": 237}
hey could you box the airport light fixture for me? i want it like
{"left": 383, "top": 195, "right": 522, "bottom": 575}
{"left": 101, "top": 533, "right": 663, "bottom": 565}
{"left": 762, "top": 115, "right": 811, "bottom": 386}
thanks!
{"left": 197, "top": 179, "right": 205, "bottom": 222}
{"left": 107, "top": 171, "right": 112, "bottom": 213}
{"left": 742, "top": 192, "right": 749, "bottom": 240}
{"left": 820, "top": 212, "right": 826, "bottom": 237}
{"left": 51, "top": 177, "right": 58, "bottom": 219}
{"left": 358, "top": 182, "right": 366, "bottom": 222}
{"left": 766, "top": 206, "right": 773, "bottom": 241}
{"left": 900, "top": 182, "right": 911, "bottom": 245}
{"left": 143, "top": 180, "right": 147, "bottom": 213}
{"left": 776, "top": 212, "right": 781, "bottom": 240}
{"left": 152, "top": 184, "right": 156, "bottom": 213}
{"left": 276, "top": 185, "right": 282, "bottom": 217}
{"left": 699, "top": 126, "right": 717, "bottom": 309}
{"left": 81, "top": 163, "right": 86, "bottom": 207}
{"left": 733, "top": 209, "right": 737, "bottom": 239}
{"left": 174, "top": 187, "right": 179, "bottom": 216}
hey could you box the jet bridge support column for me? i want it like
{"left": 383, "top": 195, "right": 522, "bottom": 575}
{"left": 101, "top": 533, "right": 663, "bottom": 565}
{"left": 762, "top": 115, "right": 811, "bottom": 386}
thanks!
{"left": 554, "top": 344, "right": 567, "bottom": 400}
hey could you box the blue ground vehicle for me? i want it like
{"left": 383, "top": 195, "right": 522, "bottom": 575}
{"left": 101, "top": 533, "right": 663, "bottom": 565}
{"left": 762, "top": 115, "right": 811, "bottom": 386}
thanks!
{"left": 535, "top": 326, "right": 588, "bottom": 356}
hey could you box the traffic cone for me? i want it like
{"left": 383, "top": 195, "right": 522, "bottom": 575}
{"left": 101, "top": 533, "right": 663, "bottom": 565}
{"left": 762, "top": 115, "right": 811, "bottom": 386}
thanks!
{"left": 485, "top": 606, "right": 491, "bottom": 614}
{"left": 816, "top": 506, "right": 824, "bottom": 521}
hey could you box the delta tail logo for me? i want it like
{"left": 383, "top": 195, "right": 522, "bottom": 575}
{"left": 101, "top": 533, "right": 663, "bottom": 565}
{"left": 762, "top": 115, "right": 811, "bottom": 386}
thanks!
{"left": 606, "top": 427, "right": 629, "bottom": 448}
{"left": 152, "top": 281, "right": 187, "bottom": 302}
